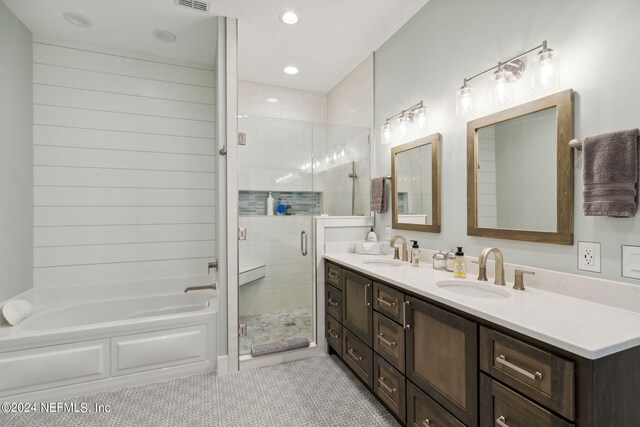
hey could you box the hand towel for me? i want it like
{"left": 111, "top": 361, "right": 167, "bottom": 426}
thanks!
{"left": 371, "top": 177, "right": 387, "bottom": 213}
{"left": 583, "top": 128, "right": 639, "bottom": 217}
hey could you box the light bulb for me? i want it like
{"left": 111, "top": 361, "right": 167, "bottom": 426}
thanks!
{"left": 533, "top": 48, "right": 559, "bottom": 88}
{"left": 455, "top": 83, "right": 473, "bottom": 117}
{"left": 381, "top": 123, "right": 392, "bottom": 145}
{"left": 489, "top": 67, "right": 513, "bottom": 105}
{"left": 414, "top": 106, "right": 427, "bottom": 129}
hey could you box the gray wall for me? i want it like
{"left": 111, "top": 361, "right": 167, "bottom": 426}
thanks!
{"left": 0, "top": 2, "right": 32, "bottom": 301}
{"left": 374, "top": 0, "right": 640, "bottom": 283}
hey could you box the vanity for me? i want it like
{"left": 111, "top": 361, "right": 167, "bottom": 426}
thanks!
{"left": 323, "top": 253, "right": 640, "bottom": 427}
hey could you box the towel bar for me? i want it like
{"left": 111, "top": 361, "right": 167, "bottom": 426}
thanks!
{"left": 569, "top": 139, "right": 583, "bottom": 150}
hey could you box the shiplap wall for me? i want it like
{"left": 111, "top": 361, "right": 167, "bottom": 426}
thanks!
{"left": 32, "top": 41, "right": 216, "bottom": 289}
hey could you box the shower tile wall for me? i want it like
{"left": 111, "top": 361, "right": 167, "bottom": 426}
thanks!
{"left": 239, "top": 191, "right": 321, "bottom": 216}
{"left": 32, "top": 41, "right": 216, "bottom": 290}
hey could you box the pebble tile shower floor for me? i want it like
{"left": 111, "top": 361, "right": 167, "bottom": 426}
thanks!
{"left": 0, "top": 355, "right": 399, "bottom": 427}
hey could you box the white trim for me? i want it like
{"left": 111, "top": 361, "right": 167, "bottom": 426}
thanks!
{"left": 216, "top": 354, "right": 229, "bottom": 376}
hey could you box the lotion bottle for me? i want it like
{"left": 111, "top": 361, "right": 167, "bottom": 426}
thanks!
{"left": 366, "top": 227, "right": 377, "bottom": 243}
{"left": 266, "top": 192, "right": 274, "bottom": 216}
{"left": 453, "top": 246, "right": 466, "bottom": 278}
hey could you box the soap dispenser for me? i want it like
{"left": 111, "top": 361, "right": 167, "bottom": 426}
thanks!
{"left": 453, "top": 246, "right": 466, "bottom": 278}
{"left": 366, "top": 227, "right": 378, "bottom": 243}
{"left": 410, "top": 240, "right": 420, "bottom": 266}
{"left": 266, "top": 192, "right": 274, "bottom": 216}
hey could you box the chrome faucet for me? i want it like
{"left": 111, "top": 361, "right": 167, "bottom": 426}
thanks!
{"left": 389, "top": 236, "right": 409, "bottom": 262}
{"left": 477, "top": 247, "right": 505, "bottom": 286}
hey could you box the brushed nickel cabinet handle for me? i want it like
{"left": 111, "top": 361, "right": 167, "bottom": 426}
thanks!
{"left": 327, "top": 328, "right": 339, "bottom": 339}
{"left": 327, "top": 298, "right": 339, "bottom": 306}
{"left": 347, "top": 348, "right": 363, "bottom": 361}
{"left": 377, "top": 377, "right": 397, "bottom": 394}
{"left": 496, "top": 415, "right": 509, "bottom": 427}
{"left": 403, "top": 300, "right": 410, "bottom": 329}
{"left": 328, "top": 270, "right": 339, "bottom": 279}
{"left": 376, "top": 296, "right": 396, "bottom": 307}
{"left": 496, "top": 355, "right": 543, "bottom": 380}
{"left": 300, "top": 231, "right": 308, "bottom": 256}
{"left": 377, "top": 333, "right": 396, "bottom": 347}
{"left": 365, "top": 283, "right": 371, "bottom": 307}
{"left": 422, "top": 419, "right": 431, "bottom": 427}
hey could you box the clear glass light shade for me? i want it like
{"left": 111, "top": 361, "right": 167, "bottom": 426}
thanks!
{"left": 414, "top": 106, "right": 427, "bottom": 129}
{"left": 396, "top": 115, "right": 410, "bottom": 137}
{"left": 381, "top": 123, "right": 392, "bottom": 145}
{"left": 532, "top": 48, "right": 560, "bottom": 88}
{"left": 455, "top": 85, "right": 473, "bottom": 117}
{"left": 489, "top": 68, "right": 514, "bottom": 105}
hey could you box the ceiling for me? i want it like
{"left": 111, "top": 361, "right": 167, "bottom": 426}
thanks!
{"left": 2, "top": 0, "right": 429, "bottom": 92}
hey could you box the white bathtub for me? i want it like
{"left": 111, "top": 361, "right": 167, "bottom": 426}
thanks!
{"left": 0, "top": 291, "right": 217, "bottom": 401}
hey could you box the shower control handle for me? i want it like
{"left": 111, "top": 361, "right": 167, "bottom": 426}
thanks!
{"left": 301, "top": 231, "right": 308, "bottom": 256}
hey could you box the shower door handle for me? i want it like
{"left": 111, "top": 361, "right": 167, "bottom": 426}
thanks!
{"left": 301, "top": 231, "right": 308, "bottom": 256}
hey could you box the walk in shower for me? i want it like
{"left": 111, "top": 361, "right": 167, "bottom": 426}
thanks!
{"left": 237, "top": 116, "right": 369, "bottom": 356}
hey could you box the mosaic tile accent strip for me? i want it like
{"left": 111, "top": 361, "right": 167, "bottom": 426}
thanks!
{"left": 5, "top": 355, "right": 395, "bottom": 426}
{"left": 239, "top": 191, "right": 322, "bottom": 216}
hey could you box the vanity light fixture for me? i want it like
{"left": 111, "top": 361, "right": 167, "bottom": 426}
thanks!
{"left": 281, "top": 11, "right": 299, "bottom": 25}
{"left": 455, "top": 40, "right": 559, "bottom": 117}
{"left": 380, "top": 100, "right": 426, "bottom": 145}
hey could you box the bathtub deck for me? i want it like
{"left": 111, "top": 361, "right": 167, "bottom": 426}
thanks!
{"left": 1, "top": 355, "right": 396, "bottom": 427}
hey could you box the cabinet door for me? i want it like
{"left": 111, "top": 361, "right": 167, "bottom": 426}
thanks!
{"left": 341, "top": 269, "right": 373, "bottom": 346}
{"left": 406, "top": 297, "right": 478, "bottom": 427}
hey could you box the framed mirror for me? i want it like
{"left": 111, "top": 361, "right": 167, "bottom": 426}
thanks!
{"left": 391, "top": 133, "right": 441, "bottom": 233}
{"left": 467, "top": 89, "right": 574, "bottom": 245}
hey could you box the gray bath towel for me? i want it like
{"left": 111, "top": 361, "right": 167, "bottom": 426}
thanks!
{"left": 371, "top": 177, "right": 387, "bottom": 213}
{"left": 583, "top": 128, "right": 640, "bottom": 217}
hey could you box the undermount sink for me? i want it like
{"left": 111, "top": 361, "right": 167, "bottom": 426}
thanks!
{"left": 361, "top": 258, "right": 405, "bottom": 268}
{"left": 436, "top": 280, "right": 511, "bottom": 299}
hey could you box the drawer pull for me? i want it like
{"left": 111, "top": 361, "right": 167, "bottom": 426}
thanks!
{"left": 496, "top": 355, "right": 543, "bottom": 380}
{"left": 377, "top": 333, "right": 396, "bottom": 347}
{"left": 327, "top": 298, "right": 339, "bottom": 307}
{"left": 496, "top": 416, "right": 509, "bottom": 427}
{"left": 422, "top": 420, "right": 431, "bottom": 427}
{"left": 403, "top": 300, "right": 410, "bottom": 329}
{"left": 377, "top": 377, "right": 397, "bottom": 394}
{"left": 327, "top": 328, "right": 339, "bottom": 339}
{"left": 328, "top": 271, "right": 339, "bottom": 279}
{"left": 365, "top": 283, "right": 371, "bottom": 307}
{"left": 347, "top": 348, "right": 363, "bottom": 361}
{"left": 377, "top": 296, "right": 397, "bottom": 307}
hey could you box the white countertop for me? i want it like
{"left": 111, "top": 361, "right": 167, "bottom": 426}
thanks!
{"left": 324, "top": 252, "right": 640, "bottom": 360}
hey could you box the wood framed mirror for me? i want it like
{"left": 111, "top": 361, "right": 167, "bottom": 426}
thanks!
{"left": 391, "top": 133, "right": 441, "bottom": 233}
{"left": 467, "top": 89, "right": 574, "bottom": 245}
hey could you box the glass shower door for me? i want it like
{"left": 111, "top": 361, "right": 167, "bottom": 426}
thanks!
{"left": 237, "top": 116, "right": 316, "bottom": 356}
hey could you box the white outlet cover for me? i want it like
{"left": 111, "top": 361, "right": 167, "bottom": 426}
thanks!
{"left": 384, "top": 226, "right": 391, "bottom": 241}
{"left": 578, "top": 241, "right": 601, "bottom": 273}
{"left": 622, "top": 245, "right": 640, "bottom": 279}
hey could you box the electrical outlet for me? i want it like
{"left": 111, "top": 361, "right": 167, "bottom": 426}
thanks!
{"left": 385, "top": 226, "right": 391, "bottom": 241}
{"left": 578, "top": 241, "right": 601, "bottom": 273}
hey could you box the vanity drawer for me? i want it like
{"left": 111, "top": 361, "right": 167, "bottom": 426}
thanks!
{"left": 326, "top": 284, "right": 342, "bottom": 322}
{"left": 480, "top": 374, "right": 573, "bottom": 427}
{"left": 373, "top": 311, "right": 405, "bottom": 373}
{"left": 326, "top": 315, "right": 342, "bottom": 355}
{"left": 373, "top": 354, "right": 406, "bottom": 422}
{"left": 342, "top": 328, "right": 373, "bottom": 388}
{"left": 407, "top": 380, "right": 465, "bottom": 427}
{"left": 373, "top": 282, "right": 404, "bottom": 323}
{"left": 480, "top": 327, "right": 575, "bottom": 420}
{"left": 325, "top": 262, "right": 342, "bottom": 289}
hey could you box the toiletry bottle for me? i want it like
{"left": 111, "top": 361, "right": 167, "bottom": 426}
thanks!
{"left": 453, "top": 246, "right": 466, "bottom": 278}
{"left": 366, "top": 227, "right": 378, "bottom": 243}
{"left": 276, "top": 198, "right": 286, "bottom": 215}
{"left": 410, "top": 240, "right": 420, "bottom": 266}
{"left": 267, "top": 192, "right": 274, "bottom": 216}
{"left": 445, "top": 249, "right": 456, "bottom": 272}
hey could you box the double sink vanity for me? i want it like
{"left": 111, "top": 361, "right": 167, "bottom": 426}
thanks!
{"left": 323, "top": 251, "right": 640, "bottom": 427}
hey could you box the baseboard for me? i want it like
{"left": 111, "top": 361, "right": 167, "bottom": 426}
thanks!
{"left": 216, "top": 354, "right": 229, "bottom": 375}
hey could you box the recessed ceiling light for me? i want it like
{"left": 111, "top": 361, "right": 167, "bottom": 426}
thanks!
{"left": 63, "top": 12, "right": 93, "bottom": 28}
{"left": 266, "top": 98, "right": 279, "bottom": 104}
{"left": 284, "top": 66, "right": 299, "bottom": 75}
{"left": 281, "top": 11, "right": 299, "bottom": 25}
{"left": 152, "top": 29, "right": 177, "bottom": 43}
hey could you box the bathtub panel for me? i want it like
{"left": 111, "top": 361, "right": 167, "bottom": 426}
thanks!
{"left": 111, "top": 325, "right": 208, "bottom": 376}
{"left": 0, "top": 339, "right": 109, "bottom": 397}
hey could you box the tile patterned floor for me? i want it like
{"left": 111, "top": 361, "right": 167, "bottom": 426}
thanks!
{"left": 1, "top": 355, "right": 399, "bottom": 427}
{"left": 239, "top": 308, "right": 313, "bottom": 355}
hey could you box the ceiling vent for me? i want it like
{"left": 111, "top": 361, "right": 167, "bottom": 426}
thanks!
{"left": 175, "top": 0, "right": 210, "bottom": 13}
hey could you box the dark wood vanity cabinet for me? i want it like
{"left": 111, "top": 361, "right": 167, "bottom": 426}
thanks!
{"left": 341, "top": 268, "right": 373, "bottom": 346}
{"left": 405, "top": 296, "right": 478, "bottom": 427}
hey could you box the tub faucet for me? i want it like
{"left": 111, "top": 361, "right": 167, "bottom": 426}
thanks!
{"left": 389, "top": 236, "right": 409, "bottom": 262}
{"left": 477, "top": 247, "right": 505, "bottom": 286}
{"left": 184, "top": 284, "right": 217, "bottom": 293}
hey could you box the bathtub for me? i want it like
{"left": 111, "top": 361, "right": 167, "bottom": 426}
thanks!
{"left": 0, "top": 291, "right": 217, "bottom": 401}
